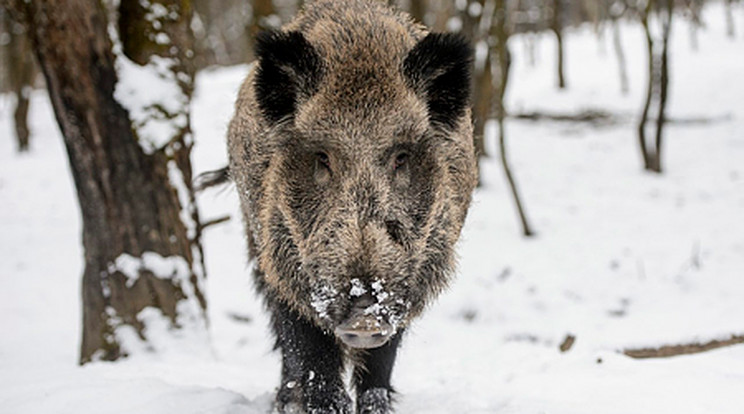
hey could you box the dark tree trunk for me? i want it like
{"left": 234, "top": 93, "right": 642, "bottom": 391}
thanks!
{"left": 473, "top": 52, "right": 493, "bottom": 162}
{"left": 7, "top": 0, "right": 207, "bottom": 364}
{"left": 495, "top": 0, "right": 534, "bottom": 237}
{"left": 1, "top": 11, "right": 35, "bottom": 152}
{"left": 652, "top": 0, "right": 674, "bottom": 173}
{"left": 638, "top": 0, "right": 673, "bottom": 174}
{"left": 551, "top": 0, "right": 566, "bottom": 89}
{"left": 638, "top": 1, "right": 655, "bottom": 171}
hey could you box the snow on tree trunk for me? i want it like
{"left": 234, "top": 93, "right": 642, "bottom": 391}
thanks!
{"left": 8, "top": 0, "right": 207, "bottom": 364}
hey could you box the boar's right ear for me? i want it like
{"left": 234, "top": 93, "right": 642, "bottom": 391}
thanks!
{"left": 403, "top": 33, "right": 473, "bottom": 129}
{"left": 254, "top": 31, "right": 323, "bottom": 123}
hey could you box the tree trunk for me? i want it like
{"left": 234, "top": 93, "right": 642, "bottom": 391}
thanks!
{"left": 652, "top": 0, "right": 673, "bottom": 173}
{"left": 495, "top": 0, "right": 534, "bottom": 237}
{"left": 638, "top": 2, "right": 655, "bottom": 171}
{"left": 551, "top": 0, "right": 566, "bottom": 89}
{"left": 473, "top": 52, "right": 493, "bottom": 162}
{"left": 1, "top": 11, "right": 35, "bottom": 152}
{"left": 8, "top": 0, "right": 207, "bottom": 364}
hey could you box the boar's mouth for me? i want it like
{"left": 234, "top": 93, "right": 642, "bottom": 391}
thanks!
{"left": 333, "top": 294, "right": 394, "bottom": 349}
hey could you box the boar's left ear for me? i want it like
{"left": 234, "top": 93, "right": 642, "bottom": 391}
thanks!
{"left": 402, "top": 33, "right": 473, "bottom": 129}
{"left": 254, "top": 30, "right": 323, "bottom": 123}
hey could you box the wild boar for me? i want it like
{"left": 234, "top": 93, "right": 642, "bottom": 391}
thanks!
{"left": 224, "top": 0, "right": 476, "bottom": 412}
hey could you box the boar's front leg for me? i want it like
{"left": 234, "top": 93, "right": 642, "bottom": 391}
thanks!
{"left": 272, "top": 301, "right": 352, "bottom": 414}
{"left": 353, "top": 332, "right": 403, "bottom": 414}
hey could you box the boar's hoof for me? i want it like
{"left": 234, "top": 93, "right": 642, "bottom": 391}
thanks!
{"left": 334, "top": 316, "right": 393, "bottom": 349}
{"left": 275, "top": 382, "right": 352, "bottom": 414}
{"left": 357, "top": 388, "right": 392, "bottom": 414}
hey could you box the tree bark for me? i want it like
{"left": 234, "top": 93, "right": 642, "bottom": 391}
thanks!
{"left": 7, "top": 0, "right": 207, "bottom": 364}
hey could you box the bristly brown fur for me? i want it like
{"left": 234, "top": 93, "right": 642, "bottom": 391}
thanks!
{"left": 226, "top": 1, "right": 476, "bottom": 412}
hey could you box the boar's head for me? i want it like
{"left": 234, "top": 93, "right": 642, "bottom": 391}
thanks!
{"left": 227, "top": 22, "right": 476, "bottom": 349}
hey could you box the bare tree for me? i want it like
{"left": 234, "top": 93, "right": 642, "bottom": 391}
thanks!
{"left": 4, "top": 0, "right": 208, "bottom": 364}
{"left": 637, "top": 0, "right": 673, "bottom": 173}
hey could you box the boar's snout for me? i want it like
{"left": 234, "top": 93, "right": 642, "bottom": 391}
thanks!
{"left": 334, "top": 294, "right": 394, "bottom": 349}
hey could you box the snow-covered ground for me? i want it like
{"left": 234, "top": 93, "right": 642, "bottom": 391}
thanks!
{"left": 2, "top": 4, "right": 743, "bottom": 413}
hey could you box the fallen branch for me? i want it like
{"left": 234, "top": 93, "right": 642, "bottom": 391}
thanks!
{"left": 623, "top": 334, "right": 744, "bottom": 359}
{"left": 511, "top": 109, "right": 619, "bottom": 125}
{"left": 510, "top": 110, "right": 731, "bottom": 127}
{"left": 199, "top": 215, "right": 231, "bottom": 231}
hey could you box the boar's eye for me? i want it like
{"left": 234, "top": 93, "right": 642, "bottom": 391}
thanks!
{"left": 393, "top": 152, "right": 409, "bottom": 172}
{"left": 314, "top": 152, "right": 331, "bottom": 185}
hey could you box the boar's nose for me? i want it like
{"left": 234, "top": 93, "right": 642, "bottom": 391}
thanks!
{"left": 334, "top": 295, "right": 393, "bottom": 349}
{"left": 335, "top": 317, "right": 393, "bottom": 349}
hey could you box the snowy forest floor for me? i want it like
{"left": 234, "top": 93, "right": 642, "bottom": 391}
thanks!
{"left": 2, "top": 4, "right": 744, "bottom": 414}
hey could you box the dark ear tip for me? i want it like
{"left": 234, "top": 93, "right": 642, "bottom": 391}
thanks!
{"left": 254, "top": 30, "right": 307, "bottom": 61}
{"left": 419, "top": 32, "right": 474, "bottom": 61}
{"left": 254, "top": 30, "right": 323, "bottom": 123}
{"left": 254, "top": 30, "right": 275, "bottom": 57}
{"left": 403, "top": 32, "right": 474, "bottom": 128}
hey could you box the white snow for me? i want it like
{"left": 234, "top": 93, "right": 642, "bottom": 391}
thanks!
{"left": 310, "top": 282, "right": 338, "bottom": 321}
{"left": 114, "top": 55, "right": 189, "bottom": 154}
{"left": 2, "top": 4, "right": 744, "bottom": 413}
{"left": 349, "top": 278, "right": 367, "bottom": 297}
{"left": 108, "top": 251, "right": 191, "bottom": 287}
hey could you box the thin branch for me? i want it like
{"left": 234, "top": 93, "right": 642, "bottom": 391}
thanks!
{"left": 624, "top": 335, "right": 744, "bottom": 359}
